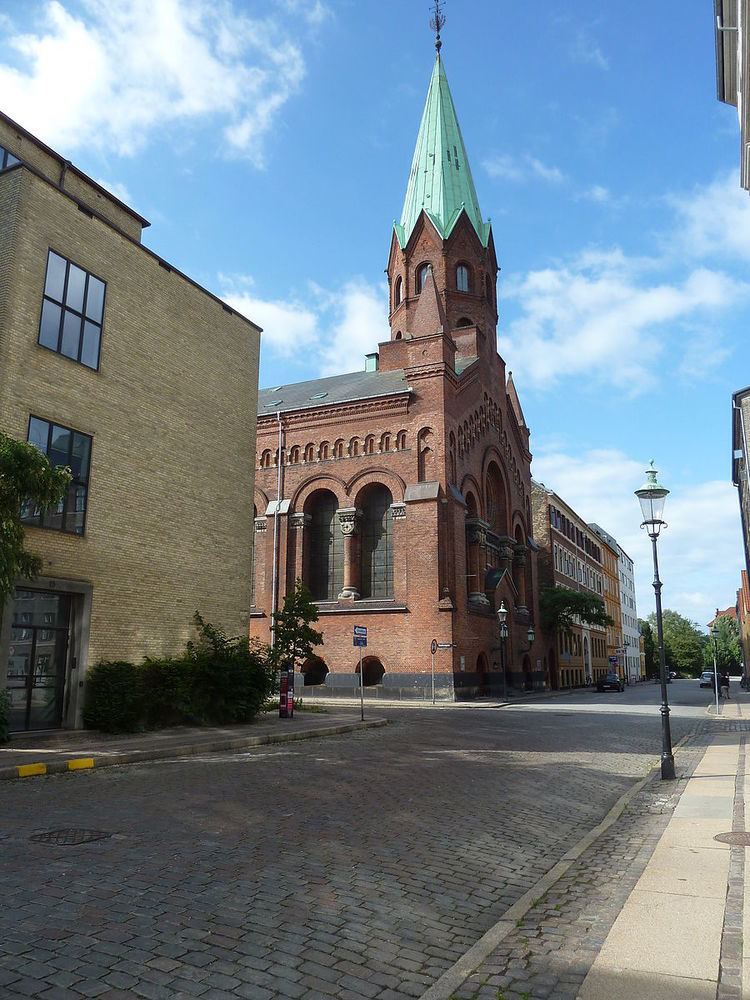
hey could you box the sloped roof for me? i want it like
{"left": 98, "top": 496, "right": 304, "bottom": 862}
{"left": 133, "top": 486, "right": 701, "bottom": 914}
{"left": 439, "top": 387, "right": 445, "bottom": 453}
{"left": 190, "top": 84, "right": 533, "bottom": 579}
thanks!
{"left": 257, "top": 368, "right": 411, "bottom": 417}
{"left": 394, "top": 55, "right": 490, "bottom": 249}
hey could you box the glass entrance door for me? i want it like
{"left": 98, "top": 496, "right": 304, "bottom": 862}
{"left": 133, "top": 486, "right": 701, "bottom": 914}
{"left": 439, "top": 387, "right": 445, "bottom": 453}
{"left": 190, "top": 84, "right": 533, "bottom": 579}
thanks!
{"left": 7, "top": 590, "right": 71, "bottom": 732}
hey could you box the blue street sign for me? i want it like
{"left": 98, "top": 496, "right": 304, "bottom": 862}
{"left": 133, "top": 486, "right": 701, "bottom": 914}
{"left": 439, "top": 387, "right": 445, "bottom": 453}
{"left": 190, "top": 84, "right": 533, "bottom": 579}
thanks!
{"left": 353, "top": 636, "right": 367, "bottom": 647}
{"left": 353, "top": 625, "right": 367, "bottom": 637}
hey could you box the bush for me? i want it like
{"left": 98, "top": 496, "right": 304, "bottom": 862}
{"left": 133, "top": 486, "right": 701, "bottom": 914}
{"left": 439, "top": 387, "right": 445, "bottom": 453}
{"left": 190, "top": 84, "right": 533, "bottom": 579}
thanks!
{"left": 0, "top": 688, "right": 10, "bottom": 743}
{"left": 83, "top": 661, "right": 143, "bottom": 733}
{"left": 185, "top": 615, "right": 275, "bottom": 725}
{"left": 141, "top": 657, "right": 191, "bottom": 728}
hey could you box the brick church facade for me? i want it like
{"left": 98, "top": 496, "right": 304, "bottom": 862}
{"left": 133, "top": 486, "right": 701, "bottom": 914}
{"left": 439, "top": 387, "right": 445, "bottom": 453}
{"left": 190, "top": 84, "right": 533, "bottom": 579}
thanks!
{"left": 250, "top": 51, "right": 542, "bottom": 699}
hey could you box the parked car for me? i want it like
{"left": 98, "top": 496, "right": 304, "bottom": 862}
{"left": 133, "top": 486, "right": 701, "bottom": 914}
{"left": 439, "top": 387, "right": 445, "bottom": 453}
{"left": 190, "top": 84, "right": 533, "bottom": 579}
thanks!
{"left": 699, "top": 670, "right": 715, "bottom": 689}
{"left": 597, "top": 671, "right": 624, "bottom": 693}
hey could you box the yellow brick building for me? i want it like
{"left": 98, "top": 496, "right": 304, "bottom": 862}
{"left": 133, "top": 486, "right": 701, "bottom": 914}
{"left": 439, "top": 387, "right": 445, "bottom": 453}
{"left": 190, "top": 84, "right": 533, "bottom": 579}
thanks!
{"left": 0, "top": 113, "right": 261, "bottom": 732}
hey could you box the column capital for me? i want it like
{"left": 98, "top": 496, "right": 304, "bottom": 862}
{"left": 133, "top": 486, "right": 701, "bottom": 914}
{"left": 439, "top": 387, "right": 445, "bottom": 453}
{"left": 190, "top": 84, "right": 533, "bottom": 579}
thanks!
{"left": 290, "top": 512, "right": 312, "bottom": 530}
{"left": 338, "top": 507, "right": 362, "bottom": 535}
{"left": 254, "top": 517, "right": 267, "bottom": 532}
{"left": 390, "top": 502, "right": 407, "bottom": 520}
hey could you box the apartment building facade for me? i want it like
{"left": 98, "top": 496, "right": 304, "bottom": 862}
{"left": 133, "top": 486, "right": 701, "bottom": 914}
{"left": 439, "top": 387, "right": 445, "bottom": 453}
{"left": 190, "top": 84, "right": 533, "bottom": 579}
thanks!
{"left": 590, "top": 524, "right": 641, "bottom": 683}
{"left": 0, "top": 113, "right": 261, "bottom": 732}
{"left": 531, "top": 483, "right": 608, "bottom": 689}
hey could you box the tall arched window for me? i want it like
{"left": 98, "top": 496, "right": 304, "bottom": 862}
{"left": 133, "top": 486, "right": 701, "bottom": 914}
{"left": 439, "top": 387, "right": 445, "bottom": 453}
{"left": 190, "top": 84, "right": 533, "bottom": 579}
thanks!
{"left": 333, "top": 439, "right": 344, "bottom": 459}
{"left": 364, "top": 435, "right": 375, "bottom": 455}
{"left": 360, "top": 485, "right": 394, "bottom": 599}
{"left": 289, "top": 446, "right": 300, "bottom": 464}
{"left": 304, "top": 443, "right": 315, "bottom": 462}
{"left": 486, "top": 463, "right": 508, "bottom": 536}
{"left": 394, "top": 275, "right": 403, "bottom": 306}
{"left": 416, "top": 263, "right": 432, "bottom": 293}
{"left": 304, "top": 491, "right": 343, "bottom": 601}
{"left": 260, "top": 449, "right": 272, "bottom": 469}
{"left": 456, "top": 263, "right": 471, "bottom": 292}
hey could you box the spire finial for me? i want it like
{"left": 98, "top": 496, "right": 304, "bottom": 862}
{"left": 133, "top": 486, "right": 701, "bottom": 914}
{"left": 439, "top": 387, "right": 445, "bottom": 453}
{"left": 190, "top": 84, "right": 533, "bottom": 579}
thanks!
{"left": 430, "top": 0, "right": 446, "bottom": 54}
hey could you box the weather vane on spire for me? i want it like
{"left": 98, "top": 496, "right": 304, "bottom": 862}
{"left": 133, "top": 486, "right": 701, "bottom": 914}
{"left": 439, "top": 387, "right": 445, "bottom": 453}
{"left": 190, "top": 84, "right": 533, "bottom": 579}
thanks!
{"left": 430, "top": 0, "right": 446, "bottom": 54}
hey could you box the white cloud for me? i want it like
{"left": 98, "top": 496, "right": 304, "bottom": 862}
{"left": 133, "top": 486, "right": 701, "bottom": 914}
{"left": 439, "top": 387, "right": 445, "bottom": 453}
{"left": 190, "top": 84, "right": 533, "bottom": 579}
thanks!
{"left": 579, "top": 184, "right": 611, "bottom": 204}
{"left": 483, "top": 153, "right": 565, "bottom": 185}
{"left": 570, "top": 29, "right": 609, "bottom": 71}
{"left": 669, "top": 170, "right": 750, "bottom": 262}
{"left": 220, "top": 275, "right": 388, "bottom": 373}
{"left": 532, "top": 445, "right": 743, "bottom": 629}
{"left": 0, "top": 0, "right": 313, "bottom": 164}
{"left": 502, "top": 250, "right": 741, "bottom": 392}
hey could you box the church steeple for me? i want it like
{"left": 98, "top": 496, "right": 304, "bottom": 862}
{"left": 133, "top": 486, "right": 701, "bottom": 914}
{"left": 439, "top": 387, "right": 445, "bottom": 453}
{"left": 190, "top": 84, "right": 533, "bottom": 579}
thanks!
{"left": 394, "top": 55, "right": 491, "bottom": 250}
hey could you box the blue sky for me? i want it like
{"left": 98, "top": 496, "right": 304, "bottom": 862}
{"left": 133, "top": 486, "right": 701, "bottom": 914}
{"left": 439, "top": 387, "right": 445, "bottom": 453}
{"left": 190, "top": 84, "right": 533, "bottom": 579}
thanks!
{"left": 2, "top": 0, "right": 748, "bottom": 630}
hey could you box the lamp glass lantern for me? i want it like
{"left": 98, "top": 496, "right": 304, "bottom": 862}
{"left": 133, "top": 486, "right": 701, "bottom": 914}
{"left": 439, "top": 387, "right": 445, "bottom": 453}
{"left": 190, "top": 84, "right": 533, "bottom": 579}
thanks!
{"left": 497, "top": 601, "right": 507, "bottom": 626}
{"left": 635, "top": 461, "right": 669, "bottom": 530}
{"left": 527, "top": 624, "right": 535, "bottom": 644}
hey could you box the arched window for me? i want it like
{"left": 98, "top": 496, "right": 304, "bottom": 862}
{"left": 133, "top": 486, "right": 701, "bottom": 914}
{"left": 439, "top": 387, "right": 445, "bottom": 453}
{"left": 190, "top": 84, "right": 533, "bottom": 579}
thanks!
{"left": 304, "top": 490, "right": 343, "bottom": 601}
{"left": 349, "top": 437, "right": 360, "bottom": 457}
{"left": 395, "top": 430, "right": 407, "bottom": 450}
{"left": 260, "top": 449, "right": 272, "bottom": 469}
{"left": 380, "top": 432, "right": 391, "bottom": 452}
{"left": 416, "top": 262, "right": 432, "bottom": 293}
{"left": 364, "top": 435, "right": 375, "bottom": 455}
{"left": 319, "top": 441, "right": 330, "bottom": 461}
{"left": 456, "top": 316, "right": 473, "bottom": 328}
{"left": 394, "top": 276, "right": 403, "bottom": 307}
{"left": 304, "top": 443, "right": 315, "bottom": 462}
{"left": 456, "top": 263, "right": 471, "bottom": 292}
{"left": 360, "top": 485, "right": 394, "bottom": 599}
{"left": 417, "top": 427, "right": 434, "bottom": 482}
{"left": 289, "top": 446, "right": 300, "bottom": 464}
{"left": 394, "top": 331, "right": 403, "bottom": 341}
{"left": 333, "top": 439, "right": 344, "bottom": 459}
{"left": 486, "top": 463, "right": 508, "bottom": 536}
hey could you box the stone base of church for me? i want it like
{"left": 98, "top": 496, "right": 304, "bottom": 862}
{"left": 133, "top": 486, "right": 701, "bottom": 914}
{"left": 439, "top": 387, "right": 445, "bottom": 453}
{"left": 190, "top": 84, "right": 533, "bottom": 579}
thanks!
{"left": 294, "top": 669, "right": 548, "bottom": 702}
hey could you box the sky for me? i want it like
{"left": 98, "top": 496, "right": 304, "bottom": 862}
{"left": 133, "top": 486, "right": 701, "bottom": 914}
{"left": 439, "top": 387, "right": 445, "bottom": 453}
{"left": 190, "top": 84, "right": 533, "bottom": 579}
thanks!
{"left": 1, "top": 0, "right": 748, "bottom": 631}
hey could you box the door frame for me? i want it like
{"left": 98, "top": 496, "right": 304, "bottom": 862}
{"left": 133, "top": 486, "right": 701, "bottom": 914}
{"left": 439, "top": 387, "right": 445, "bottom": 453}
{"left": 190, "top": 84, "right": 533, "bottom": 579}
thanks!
{"left": 1, "top": 576, "right": 93, "bottom": 731}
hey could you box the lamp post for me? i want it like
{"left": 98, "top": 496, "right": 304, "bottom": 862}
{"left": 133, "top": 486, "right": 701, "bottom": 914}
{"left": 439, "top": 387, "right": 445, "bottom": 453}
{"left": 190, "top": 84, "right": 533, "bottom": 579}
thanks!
{"left": 526, "top": 622, "right": 535, "bottom": 690}
{"left": 711, "top": 615, "right": 720, "bottom": 716}
{"left": 497, "top": 601, "right": 509, "bottom": 700}
{"left": 635, "top": 461, "right": 676, "bottom": 780}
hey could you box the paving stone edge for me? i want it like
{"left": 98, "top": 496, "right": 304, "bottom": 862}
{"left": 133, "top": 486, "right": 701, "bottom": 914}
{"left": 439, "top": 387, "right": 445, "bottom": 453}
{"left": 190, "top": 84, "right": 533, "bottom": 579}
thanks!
{"left": 418, "top": 746, "right": 682, "bottom": 1000}
{"left": 0, "top": 718, "right": 388, "bottom": 781}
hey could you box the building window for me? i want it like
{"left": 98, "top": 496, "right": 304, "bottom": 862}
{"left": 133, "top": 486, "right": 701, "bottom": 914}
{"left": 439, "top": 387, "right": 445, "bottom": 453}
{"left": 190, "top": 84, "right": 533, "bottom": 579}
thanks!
{"left": 360, "top": 485, "right": 394, "bottom": 599}
{"left": 0, "top": 144, "right": 20, "bottom": 171}
{"left": 394, "top": 276, "right": 403, "bottom": 306}
{"left": 38, "top": 250, "right": 106, "bottom": 370}
{"left": 456, "top": 264, "right": 471, "bottom": 292}
{"left": 305, "top": 491, "right": 343, "bottom": 601}
{"left": 416, "top": 263, "right": 432, "bottom": 293}
{"left": 22, "top": 416, "right": 92, "bottom": 535}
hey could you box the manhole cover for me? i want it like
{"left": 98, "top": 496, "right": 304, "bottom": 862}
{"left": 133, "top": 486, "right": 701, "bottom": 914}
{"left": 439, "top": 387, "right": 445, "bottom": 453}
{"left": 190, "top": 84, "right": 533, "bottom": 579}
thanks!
{"left": 29, "top": 829, "right": 113, "bottom": 846}
{"left": 714, "top": 831, "right": 750, "bottom": 846}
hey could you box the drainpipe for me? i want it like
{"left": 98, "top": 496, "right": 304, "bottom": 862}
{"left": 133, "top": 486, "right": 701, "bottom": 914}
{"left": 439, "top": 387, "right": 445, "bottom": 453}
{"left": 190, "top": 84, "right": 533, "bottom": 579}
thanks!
{"left": 270, "top": 411, "right": 284, "bottom": 649}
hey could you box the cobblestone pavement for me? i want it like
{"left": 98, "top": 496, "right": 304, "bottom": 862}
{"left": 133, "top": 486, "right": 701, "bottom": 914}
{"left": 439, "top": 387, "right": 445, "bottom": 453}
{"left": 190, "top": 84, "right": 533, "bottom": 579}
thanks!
{"left": 453, "top": 719, "right": 750, "bottom": 1000}
{"left": 0, "top": 693, "right": 715, "bottom": 1000}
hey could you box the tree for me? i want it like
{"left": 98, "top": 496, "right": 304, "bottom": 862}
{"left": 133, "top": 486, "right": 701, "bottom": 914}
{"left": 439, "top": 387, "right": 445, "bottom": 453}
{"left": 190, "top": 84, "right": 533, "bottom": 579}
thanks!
{"left": 705, "top": 616, "right": 742, "bottom": 674}
{"left": 0, "top": 433, "right": 70, "bottom": 618}
{"left": 271, "top": 579, "right": 324, "bottom": 672}
{"left": 539, "top": 585, "right": 613, "bottom": 635}
{"left": 648, "top": 609, "right": 706, "bottom": 677}
{"left": 639, "top": 619, "right": 656, "bottom": 676}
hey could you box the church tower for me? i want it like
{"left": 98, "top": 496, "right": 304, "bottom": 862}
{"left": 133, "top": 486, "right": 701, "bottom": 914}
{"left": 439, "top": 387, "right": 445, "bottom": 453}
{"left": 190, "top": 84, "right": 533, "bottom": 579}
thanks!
{"left": 381, "top": 45, "right": 499, "bottom": 370}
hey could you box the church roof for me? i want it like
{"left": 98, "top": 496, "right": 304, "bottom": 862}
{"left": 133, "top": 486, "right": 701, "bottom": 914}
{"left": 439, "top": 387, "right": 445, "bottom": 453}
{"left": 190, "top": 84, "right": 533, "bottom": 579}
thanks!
{"left": 257, "top": 368, "right": 411, "bottom": 417}
{"left": 395, "top": 55, "right": 490, "bottom": 249}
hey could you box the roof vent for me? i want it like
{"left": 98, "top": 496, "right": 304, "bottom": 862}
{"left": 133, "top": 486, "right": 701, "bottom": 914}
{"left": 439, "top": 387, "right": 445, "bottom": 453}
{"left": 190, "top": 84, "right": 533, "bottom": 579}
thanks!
{"left": 310, "top": 392, "right": 328, "bottom": 400}
{"left": 365, "top": 352, "right": 379, "bottom": 372}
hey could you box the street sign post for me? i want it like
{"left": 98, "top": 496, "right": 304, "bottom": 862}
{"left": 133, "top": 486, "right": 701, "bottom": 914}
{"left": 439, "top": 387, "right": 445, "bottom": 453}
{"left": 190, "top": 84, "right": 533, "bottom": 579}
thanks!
{"left": 429, "top": 640, "right": 454, "bottom": 704}
{"left": 353, "top": 627, "right": 367, "bottom": 720}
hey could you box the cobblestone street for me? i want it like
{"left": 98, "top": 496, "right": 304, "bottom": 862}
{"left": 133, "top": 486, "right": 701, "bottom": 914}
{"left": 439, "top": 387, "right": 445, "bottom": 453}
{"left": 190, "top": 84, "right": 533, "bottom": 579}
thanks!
{"left": 0, "top": 685, "right": 714, "bottom": 999}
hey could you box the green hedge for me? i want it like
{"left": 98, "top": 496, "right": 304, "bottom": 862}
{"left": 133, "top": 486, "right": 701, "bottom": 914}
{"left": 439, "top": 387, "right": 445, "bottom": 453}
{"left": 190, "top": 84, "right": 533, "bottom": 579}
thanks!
{"left": 83, "top": 616, "right": 275, "bottom": 733}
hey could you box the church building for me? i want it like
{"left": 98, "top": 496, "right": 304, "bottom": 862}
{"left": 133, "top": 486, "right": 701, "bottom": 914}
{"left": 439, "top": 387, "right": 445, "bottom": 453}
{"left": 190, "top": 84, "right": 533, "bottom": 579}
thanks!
{"left": 250, "top": 42, "right": 542, "bottom": 699}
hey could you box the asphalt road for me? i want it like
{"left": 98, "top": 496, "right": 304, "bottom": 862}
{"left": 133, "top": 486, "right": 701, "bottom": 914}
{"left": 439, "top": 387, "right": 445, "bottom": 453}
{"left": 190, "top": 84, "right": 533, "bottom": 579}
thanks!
{"left": 0, "top": 680, "right": 722, "bottom": 1000}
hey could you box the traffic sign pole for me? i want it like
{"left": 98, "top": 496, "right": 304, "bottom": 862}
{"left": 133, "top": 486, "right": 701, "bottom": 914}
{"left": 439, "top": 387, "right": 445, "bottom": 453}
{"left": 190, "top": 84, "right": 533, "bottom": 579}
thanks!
{"left": 359, "top": 644, "right": 364, "bottom": 721}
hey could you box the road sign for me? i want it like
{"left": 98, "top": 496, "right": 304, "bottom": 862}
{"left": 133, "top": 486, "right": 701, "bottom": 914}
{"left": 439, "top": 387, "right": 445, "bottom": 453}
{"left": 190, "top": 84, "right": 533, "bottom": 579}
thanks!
{"left": 431, "top": 639, "right": 438, "bottom": 655}
{"left": 353, "top": 636, "right": 367, "bottom": 648}
{"left": 437, "top": 642, "right": 453, "bottom": 650}
{"left": 353, "top": 625, "right": 367, "bottom": 637}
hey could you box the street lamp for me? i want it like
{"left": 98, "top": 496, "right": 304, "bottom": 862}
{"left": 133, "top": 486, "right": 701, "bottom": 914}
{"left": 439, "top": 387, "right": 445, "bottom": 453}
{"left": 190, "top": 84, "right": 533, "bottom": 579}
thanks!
{"left": 635, "top": 461, "right": 676, "bottom": 780}
{"left": 497, "top": 601, "right": 509, "bottom": 700}
{"left": 711, "top": 615, "right": 720, "bottom": 716}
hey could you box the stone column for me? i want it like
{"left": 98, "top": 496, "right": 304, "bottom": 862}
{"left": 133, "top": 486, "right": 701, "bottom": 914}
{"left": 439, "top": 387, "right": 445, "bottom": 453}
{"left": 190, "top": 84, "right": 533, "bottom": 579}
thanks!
{"left": 289, "top": 512, "right": 310, "bottom": 584}
{"left": 337, "top": 507, "right": 361, "bottom": 600}
{"left": 466, "top": 519, "right": 490, "bottom": 606}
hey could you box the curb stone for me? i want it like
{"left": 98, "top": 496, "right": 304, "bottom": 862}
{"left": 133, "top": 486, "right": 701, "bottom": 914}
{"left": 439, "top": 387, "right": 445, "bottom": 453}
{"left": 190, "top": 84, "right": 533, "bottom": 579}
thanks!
{"left": 0, "top": 718, "right": 388, "bottom": 781}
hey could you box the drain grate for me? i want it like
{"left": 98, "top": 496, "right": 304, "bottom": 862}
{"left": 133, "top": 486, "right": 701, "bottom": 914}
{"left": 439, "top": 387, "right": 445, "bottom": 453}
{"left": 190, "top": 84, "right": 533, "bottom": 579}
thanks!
{"left": 714, "top": 831, "right": 750, "bottom": 846}
{"left": 29, "top": 829, "right": 113, "bottom": 846}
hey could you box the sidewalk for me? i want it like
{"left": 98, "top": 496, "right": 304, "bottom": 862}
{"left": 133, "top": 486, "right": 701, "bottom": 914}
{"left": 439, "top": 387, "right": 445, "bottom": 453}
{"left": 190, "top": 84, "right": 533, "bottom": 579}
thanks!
{"left": 0, "top": 710, "right": 386, "bottom": 780}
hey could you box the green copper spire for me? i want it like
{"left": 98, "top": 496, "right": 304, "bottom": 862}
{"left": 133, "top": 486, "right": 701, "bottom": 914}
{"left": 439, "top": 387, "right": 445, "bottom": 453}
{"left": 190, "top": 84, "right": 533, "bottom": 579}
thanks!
{"left": 395, "top": 56, "right": 490, "bottom": 249}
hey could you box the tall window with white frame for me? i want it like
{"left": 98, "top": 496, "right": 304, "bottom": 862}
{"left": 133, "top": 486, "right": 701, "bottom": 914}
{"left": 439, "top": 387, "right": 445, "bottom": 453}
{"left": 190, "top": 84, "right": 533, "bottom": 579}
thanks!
{"left": 38, "top": 250, "right": 106, "bottom": 370}
{"left": 22, "top": 417, "right": 92, "bottom": 535}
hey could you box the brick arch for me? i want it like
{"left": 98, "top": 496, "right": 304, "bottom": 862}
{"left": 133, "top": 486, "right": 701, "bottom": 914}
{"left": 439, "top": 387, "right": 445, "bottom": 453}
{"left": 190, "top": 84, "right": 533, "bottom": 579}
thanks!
{"left": 511, "top": 509, "right": 527, "bottom": 540}
{"left": 460, "top": 474, "right": 483, "bottom": 518}
{"left": 253, "top": 486, "right": 270, "bottom": 511}
{"left": 290, "top": 473, "right": 349, "bottom": 512}
{"left": 346, "top": 467, "right": 406, "bottom": 503}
